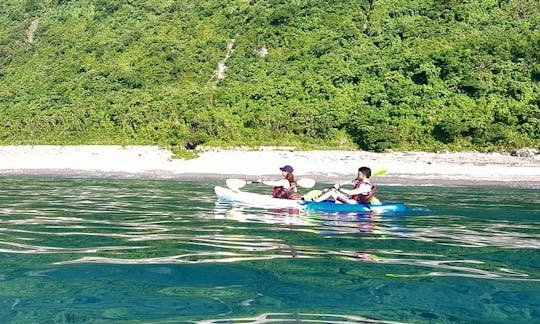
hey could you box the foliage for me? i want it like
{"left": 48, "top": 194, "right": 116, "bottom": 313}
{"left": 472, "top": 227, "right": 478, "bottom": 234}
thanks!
{"left": 0, "top": 0, "right": 539, "bottom": 152}
{"left": 169, "top": 146, "right": 199, "bottom": 160}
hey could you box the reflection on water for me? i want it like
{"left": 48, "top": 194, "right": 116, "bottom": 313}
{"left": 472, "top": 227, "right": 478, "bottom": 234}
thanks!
{"left": 0, "top": 177, "right": 539, "bottom": 323}
{"left": 198, "top": 312, "right": 408, "bottom": 324}
{"left": 214, "top": 205, "right": 311, "bottom": 226}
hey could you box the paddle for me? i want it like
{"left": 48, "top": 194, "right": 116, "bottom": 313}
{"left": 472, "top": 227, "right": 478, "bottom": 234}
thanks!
{"left": 303, "top": 168, "right": 388, "bottom": 201}
{"left": 334, "top": 167, "right": 388, "bottom": 187}
{"left": 371, "top": 167, "right": 388, "bottom": 178}
{"left": 226, "top": 178, "right": 316, "bottom": 190}
{"left": 296, "top": 178, "right": 316, "bottom": 188}
{"left": 303, "top": 189, "right": 322, "bottom": 201}
{"left": 225, "top": 178, "right": 255, "bottom": 190}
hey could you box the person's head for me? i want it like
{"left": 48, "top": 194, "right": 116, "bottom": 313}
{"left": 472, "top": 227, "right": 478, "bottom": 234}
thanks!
{"left": 357, "top": 166, "right": 372, "bottom": 179}
{"left": 279, "top": 165, "right": 295, "bottom": 181}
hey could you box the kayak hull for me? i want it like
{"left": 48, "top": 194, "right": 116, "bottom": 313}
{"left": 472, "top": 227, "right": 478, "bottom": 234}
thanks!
{"left": 303, "top": 201, "right": 407, "bottom": 214}
{"left": 215, "top": 186, "right": 407, "bottom": 214}
{"left": 214, "top": 186, "right": 303, "bottom": 209}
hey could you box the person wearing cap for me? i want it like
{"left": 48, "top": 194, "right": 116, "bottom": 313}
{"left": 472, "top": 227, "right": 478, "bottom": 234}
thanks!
{"left": 314, "top": 166, "right": 381, "bottom": 204}
{"left": 258, "top": 165, "right": 302, "bottom": 200}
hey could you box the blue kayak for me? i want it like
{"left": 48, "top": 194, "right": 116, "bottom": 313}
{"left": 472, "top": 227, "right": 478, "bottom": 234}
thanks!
{"left": 303, "top": 201, "right": 408, "bottom": 214}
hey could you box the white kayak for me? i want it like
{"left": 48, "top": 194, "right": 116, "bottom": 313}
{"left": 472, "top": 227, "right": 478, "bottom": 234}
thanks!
{"left": 214, "top": 186, "right": 303, "bottom": 209}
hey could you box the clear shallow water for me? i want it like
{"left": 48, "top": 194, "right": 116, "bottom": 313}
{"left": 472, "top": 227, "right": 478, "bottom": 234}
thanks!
{"left": 0, "top": 177, "right": 538, "bottom": 323}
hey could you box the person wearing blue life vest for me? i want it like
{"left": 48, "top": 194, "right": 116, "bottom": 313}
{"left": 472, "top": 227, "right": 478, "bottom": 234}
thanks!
{"left": 258, "top": 165, "right": 302, "bottom": 200}
{"left": 314, "top": 166, "right": 381, "bottom": 204}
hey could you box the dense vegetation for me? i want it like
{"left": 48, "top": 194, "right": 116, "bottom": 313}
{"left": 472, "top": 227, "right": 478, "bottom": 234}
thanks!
{"left": 1, "top": 0, "right": 539, "bottom": 152}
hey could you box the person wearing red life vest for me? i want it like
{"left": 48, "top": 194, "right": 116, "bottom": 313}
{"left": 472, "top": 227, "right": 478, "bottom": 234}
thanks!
{"left": 259, "top": 165, "right": 302, "bottom": 200}
{"left": 314, "top": 166, "right": 381, "bottom": 204}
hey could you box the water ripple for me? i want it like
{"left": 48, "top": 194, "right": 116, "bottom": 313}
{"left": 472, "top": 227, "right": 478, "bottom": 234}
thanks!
{"left": 406, "top": 218, "right": 540, "bottom": 249}
{"left": 1, "top": 178, "right": 539, "bottom": 284}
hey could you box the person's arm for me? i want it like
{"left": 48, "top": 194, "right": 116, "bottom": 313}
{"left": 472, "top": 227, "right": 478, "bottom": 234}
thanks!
{"left": 261, "top": 179, "right": 290, "bottom": 188}
{"left": 337, "top": 179, "right": 356, "bottom": 187}
{"left": 340, "top": 182, "right": 371, "bottom": 195}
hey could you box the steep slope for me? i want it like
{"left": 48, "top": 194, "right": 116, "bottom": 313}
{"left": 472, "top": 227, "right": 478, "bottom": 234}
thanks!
{"left": 0, "top": 0, "right": 539, "bottom": 151}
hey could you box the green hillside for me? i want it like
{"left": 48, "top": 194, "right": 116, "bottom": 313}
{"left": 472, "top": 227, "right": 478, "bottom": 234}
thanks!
{"left": 1, "top": 0, "right": 539, "bottom": 152}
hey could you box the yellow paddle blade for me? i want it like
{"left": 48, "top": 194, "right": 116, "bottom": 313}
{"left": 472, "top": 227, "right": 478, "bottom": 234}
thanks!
{"left": 303, "top": 189, "right": 322, "bottom": 201}
{"left": 372, "top": 168, "right": 388, "bottom": 177}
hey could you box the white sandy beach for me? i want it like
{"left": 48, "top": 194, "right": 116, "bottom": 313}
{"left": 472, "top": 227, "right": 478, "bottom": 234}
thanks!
{"left": 0, "top": 145, "right": 539, "bottom": 188}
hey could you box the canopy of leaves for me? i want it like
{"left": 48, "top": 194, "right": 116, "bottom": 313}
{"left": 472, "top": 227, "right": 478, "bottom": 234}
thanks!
{"left": 1, "top": 0, "right": 539, "bottom": 151}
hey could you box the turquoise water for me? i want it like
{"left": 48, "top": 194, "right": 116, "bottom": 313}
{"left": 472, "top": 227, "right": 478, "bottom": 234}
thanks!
{"left": 0, "top": 177, "right": 538, "bottom": 323}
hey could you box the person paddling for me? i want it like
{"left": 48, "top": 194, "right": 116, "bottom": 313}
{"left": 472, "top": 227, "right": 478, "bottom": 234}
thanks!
{"left": 314, "top": 166, "right": 381, "bottom": 204}
{"left": 259, "top": 165, "right": 302, "bottom": 200}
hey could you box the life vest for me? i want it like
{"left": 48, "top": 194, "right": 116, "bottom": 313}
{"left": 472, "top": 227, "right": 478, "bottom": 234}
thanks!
{"left": 350, "top": 180, "right": 378, "bottom": 204}
{"left": 271, "top": 181, "right": 302, "bottom": 200}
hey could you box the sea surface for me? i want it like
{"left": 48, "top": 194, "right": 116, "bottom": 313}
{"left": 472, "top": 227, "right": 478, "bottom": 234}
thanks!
{"left": 0, "top": 176, "right": 538, "bottom": 323}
